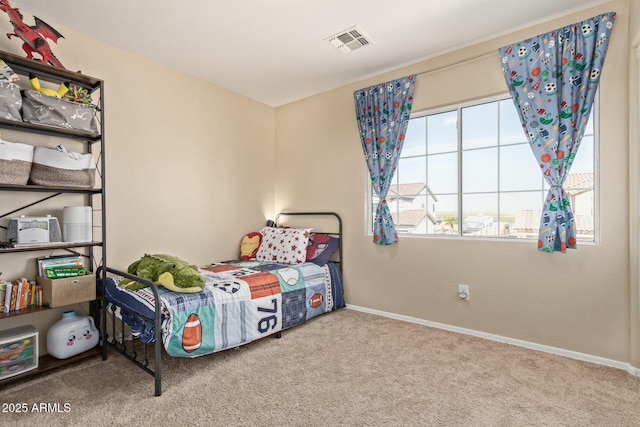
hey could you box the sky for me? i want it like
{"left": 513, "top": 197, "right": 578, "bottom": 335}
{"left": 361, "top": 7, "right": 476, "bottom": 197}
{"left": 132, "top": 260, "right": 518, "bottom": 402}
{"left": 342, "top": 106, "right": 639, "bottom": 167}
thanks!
{"left": 395, "top": 96, "right": 595, "bottom": 217}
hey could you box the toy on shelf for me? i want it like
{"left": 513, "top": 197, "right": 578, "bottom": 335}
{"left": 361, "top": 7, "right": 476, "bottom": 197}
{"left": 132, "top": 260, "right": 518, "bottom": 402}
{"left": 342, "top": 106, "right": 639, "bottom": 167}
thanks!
{"left": 47, "top": 311, "right": 98, "bottom": 359}
{"left": 64, "top": 85, "right": 92, "bottom": 105}
{"left": 28, "top": 72, "right": 68, "bottom": 98}
{"left": 0, "top": 0, "right": 66, "bottom": 69}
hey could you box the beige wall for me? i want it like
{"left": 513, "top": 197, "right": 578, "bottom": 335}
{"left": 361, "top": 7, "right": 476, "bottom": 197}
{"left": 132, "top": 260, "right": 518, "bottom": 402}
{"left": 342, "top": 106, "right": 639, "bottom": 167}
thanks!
{"left": 0, "top": 19, "right": 276, "bottom": 269}
{"left": 628, "top": 0, "right": 640, "bottom": 367}
{"left": 631, "top": 0, "right": 640, "bottom": 45}
{"left": 276, "top": 1, "right": 637, "bottom": 365}
{"left": 2, "top": 2, "right": 638, "bottom": 368}
{"left": 0, "top": 20, "right": 276, "bottom": 346}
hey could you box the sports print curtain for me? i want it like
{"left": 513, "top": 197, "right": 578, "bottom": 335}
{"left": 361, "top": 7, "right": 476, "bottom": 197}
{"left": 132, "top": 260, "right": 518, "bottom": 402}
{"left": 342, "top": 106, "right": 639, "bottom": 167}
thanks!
{"left": 354, "top": 75, "right": 416, "bottom": 245}
{"left": 498, "top": 12, "right": 615, "bottom": 253}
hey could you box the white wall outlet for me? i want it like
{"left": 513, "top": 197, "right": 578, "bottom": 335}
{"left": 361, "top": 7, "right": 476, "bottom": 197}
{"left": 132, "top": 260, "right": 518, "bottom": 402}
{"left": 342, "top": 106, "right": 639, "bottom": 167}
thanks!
{"left": 458, "top": 284, "right": 470, "bottom": 301}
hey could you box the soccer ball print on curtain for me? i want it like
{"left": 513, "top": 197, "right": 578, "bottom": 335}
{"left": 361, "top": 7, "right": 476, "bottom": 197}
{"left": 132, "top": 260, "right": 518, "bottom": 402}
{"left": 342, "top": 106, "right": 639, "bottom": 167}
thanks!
{"left": 354, "top": 75, "right": 416, "bottom": 245}
{"left": 498, "top": 12, "right": 615, "bottom": 253}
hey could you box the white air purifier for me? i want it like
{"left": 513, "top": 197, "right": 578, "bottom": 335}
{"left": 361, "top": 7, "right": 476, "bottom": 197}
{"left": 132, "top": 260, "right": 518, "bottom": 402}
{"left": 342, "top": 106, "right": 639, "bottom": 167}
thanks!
{"left": 62, "top": 206, "right": 92, "bottom": 243}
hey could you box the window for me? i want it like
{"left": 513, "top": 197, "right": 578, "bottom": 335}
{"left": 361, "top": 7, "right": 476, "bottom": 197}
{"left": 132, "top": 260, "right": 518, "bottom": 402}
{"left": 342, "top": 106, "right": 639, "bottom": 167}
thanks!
{"left": 369, "top": 95, "right": 596, "bottom": 241}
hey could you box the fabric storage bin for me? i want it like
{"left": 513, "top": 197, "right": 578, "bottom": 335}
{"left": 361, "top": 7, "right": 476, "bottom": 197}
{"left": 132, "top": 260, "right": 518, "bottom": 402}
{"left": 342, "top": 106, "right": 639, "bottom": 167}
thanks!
{"left": 0, "top": 81, "right": 22, "bottom": 122}
{"left": 21, "top": 89, "right": 99, "bottom": 134}
{"left": 29, "top": 144, "right": 95, "bottom": 188}
{"left": 36, "top": 274, "right": 96, "bottom": 308}
{"left": 0, "top": 139, "right": 34, "bottom": 185}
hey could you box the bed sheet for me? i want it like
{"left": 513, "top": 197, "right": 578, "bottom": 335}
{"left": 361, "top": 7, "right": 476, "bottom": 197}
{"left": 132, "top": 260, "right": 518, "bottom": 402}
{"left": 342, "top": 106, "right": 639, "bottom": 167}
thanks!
{"left": 99, "top": 260, "right": 344, "bottom": 357}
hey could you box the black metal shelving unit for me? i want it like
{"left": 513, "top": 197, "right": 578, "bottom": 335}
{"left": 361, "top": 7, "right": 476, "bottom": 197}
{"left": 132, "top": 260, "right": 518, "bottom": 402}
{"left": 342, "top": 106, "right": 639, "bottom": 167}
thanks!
{"left": 0, "top": 49, "right": 106, "bottom": 384}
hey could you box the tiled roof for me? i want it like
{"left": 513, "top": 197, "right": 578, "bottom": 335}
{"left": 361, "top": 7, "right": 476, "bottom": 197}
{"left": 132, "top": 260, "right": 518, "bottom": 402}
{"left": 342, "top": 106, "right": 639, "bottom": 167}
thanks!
{"left": 564, "top": 173, "right": 593, "bottom": 193}
{"left": 387, "top": 182, "right": 426, "bottom": 199}
{"left": 512, "top": 210, "right": 593, "bottom": 234}
{"left": 392, "top": 209, "right": 427, "bottom": 227}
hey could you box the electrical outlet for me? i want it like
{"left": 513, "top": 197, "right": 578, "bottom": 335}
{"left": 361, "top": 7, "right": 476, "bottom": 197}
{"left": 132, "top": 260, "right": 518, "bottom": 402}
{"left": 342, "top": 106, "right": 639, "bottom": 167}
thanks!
{"left": 458, "top": 284, "right": 470, "bottom": 301}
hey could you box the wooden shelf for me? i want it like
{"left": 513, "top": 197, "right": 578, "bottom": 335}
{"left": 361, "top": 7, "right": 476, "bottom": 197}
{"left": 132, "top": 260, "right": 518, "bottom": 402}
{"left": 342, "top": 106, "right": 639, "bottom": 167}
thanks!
{"left": 0, "top": 183, "right": 101, "bottom": 193}
{"left": 0, "top": 50, "right": 102, "bottom": 88}
{"left": 0, "top": 117, "right": 101, "bottom": 142}
{"left": 0, "top": 346, "right": 102, "bottom": 387}
{"left": 0, "top": 241, "right": 102, "bottom": 254}
{"left": 0, "top": 305, "right": 49, "bottom": 320}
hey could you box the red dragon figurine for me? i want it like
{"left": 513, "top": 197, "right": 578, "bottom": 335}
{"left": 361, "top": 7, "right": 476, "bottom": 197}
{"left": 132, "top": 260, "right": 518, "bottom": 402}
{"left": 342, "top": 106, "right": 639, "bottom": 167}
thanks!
{"left": 0, "top": 0, "right": 65, "bottom": 69}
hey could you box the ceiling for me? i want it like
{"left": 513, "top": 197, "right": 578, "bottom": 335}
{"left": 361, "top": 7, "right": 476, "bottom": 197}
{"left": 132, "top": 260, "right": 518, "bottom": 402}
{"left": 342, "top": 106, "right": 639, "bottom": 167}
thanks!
{"left": 11, "top": 0, "right": 611, "bottom": 107}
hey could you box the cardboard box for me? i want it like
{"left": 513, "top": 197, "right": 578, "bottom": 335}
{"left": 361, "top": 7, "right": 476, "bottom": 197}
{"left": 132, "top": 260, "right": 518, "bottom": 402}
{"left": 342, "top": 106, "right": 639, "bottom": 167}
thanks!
{"left": 0, "top": 325, "right": 38, "bottom": 380}
{"left": 36, "top": 274, "right": 96, "bottom": 308}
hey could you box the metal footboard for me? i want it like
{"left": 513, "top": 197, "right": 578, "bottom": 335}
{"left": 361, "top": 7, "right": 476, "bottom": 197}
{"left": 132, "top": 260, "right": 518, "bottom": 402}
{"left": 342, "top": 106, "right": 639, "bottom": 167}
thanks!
{"left": 98, "top": 266, "right": 163, "bottom": 396}
{"left": 96, "top": 212, "right": 343, "bottom": 397}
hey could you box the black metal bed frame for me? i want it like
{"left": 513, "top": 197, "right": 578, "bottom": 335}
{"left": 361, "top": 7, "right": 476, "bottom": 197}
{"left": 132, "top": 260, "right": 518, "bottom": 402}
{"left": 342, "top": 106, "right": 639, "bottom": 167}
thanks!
{"left": 98, "top": 212, "right": 342, "bottom": 396}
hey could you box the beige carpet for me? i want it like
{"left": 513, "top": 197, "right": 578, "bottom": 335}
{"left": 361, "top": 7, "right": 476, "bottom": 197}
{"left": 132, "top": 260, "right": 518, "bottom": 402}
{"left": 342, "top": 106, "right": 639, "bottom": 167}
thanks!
{"left": 1, "top": 309, "right": 639, "bottom": 426}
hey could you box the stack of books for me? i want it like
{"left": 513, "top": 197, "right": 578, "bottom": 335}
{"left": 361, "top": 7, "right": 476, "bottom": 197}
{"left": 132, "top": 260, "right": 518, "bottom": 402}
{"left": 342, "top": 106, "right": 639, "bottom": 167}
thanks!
{"left": 37, "top": 255, "right": 87, "bottom": 279}
{"left": 0, "top": 278, "right": 43, "bottom": 313}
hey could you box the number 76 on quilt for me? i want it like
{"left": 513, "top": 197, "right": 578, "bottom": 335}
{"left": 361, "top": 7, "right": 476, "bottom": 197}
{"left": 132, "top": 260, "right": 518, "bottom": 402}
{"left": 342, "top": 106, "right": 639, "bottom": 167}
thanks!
{"left": 255, "top": 297, "right": 282, "bottom": 336}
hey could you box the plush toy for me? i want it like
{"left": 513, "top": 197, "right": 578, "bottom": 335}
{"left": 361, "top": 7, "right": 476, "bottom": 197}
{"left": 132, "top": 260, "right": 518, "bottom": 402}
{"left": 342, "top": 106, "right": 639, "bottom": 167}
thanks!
{"left": 119, "top": 254, "right": 205, "bottom": 293}
{"left": 64, "top": 84, "right": 92, "bottom": 105}
{"left": 240, "top": 232, "right": 262, "bottom": 260}
{"left": 28, "top": 72, "right": 69, "bottom": 98}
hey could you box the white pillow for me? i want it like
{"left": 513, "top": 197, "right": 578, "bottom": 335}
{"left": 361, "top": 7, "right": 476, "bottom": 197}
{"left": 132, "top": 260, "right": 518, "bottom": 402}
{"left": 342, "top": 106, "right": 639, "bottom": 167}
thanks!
{"left": 256, "top": 227, "right": 312, "bottom": 264}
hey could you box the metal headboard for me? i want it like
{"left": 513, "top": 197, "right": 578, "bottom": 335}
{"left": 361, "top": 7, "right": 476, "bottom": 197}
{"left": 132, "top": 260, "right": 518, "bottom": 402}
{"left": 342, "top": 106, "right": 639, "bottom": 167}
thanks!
{"left": 274, "top": 211, "right": 342, "bottom": 275}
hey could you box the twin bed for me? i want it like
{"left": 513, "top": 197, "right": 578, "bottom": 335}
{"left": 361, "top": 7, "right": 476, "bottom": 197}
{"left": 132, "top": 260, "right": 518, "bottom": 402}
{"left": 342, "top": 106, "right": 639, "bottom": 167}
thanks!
{"left": 97, "top": 212, "right": 345, "bottom": 396}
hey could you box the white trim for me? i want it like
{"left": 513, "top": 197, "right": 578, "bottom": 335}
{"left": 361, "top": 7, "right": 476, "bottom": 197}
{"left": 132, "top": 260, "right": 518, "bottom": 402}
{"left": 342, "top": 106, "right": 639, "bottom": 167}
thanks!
{"left": 346, "top": 304, "right": 640, "bottom": 377}
{"left": 370, "top": 94, "right": 598, "bottom": 244}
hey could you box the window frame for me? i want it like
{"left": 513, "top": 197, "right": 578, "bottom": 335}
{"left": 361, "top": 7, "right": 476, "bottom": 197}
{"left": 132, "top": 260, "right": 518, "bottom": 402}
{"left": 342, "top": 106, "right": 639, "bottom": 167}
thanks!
{"left": 365, "top": 93, "right": 599, "bottom": 244}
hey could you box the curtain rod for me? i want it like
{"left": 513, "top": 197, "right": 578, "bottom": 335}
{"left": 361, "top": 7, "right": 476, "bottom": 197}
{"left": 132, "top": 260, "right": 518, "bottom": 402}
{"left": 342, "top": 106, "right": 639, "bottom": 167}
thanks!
{"left": 414, "top": 50, "right": 497, "bottom": 78}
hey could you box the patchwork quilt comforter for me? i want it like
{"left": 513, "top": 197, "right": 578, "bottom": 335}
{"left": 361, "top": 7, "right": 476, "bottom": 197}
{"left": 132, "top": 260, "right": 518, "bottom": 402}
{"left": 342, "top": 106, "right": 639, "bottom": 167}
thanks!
{"left": 99, "top": 260, "right": 345, "bottom": 357}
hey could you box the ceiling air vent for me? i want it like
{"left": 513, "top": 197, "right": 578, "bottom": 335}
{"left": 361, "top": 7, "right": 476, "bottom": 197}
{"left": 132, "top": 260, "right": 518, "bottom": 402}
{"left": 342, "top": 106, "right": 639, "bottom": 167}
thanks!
{"left": 325, "top": 26, "right": 373, "bottom": 53}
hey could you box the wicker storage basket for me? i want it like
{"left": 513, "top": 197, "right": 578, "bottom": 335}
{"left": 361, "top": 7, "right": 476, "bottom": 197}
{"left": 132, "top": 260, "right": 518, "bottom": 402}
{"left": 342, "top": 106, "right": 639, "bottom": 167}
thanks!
{"left": 0, "top": 139, "right": 33, "bottom": 185}
{"left": 29, "top": 145, "right": 95, "bottom": 188}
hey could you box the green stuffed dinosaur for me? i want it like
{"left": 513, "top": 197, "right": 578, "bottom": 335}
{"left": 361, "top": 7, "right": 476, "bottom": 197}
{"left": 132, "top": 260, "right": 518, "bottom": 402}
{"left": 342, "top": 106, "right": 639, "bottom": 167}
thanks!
{"left": 119, "top": 254, "right": 205, "bottom": 293}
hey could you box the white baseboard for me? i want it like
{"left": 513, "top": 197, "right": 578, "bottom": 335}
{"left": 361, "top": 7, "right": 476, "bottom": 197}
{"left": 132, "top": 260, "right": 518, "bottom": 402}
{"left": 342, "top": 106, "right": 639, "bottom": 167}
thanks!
{"left": 346, "top": 304, "right": 640, "bottom": 377}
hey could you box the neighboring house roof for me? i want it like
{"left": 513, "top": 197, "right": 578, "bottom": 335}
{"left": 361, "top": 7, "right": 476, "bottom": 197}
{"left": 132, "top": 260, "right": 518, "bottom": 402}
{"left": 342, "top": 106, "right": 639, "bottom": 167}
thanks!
{"left": 513, "top": 173, "right": 594, "bottom": 235}
{"left": 563, "top": 172, "right": 594, "bottom": 195}
{"left": 391, "top": 209, "right": 437, "bottom": 227}
{"left": 387, "top": 182, "right": 438, "bottom": 202}
{"left": 513, "top": 210, "right": 594, "bottom": 235}
{"left": 392, "top": 209, "right": 425, "bottom": 227}
{"left": 387, "top": 182, "right": 426, "bottom": 200}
